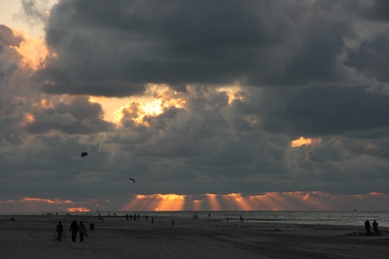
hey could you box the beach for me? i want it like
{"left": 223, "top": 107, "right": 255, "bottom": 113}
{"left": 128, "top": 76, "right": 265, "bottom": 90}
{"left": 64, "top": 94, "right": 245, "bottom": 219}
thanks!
{"left": 0, "top": 215, "right": 388, "bottom": 259}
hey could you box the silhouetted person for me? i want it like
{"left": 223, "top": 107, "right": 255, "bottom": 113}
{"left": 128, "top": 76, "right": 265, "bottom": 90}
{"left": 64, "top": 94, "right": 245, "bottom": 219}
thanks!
{"left": 56, "top": 221, "right": 63, "bottom": 241}
{"left": 126, "top": 214, "right": 129, "bottom": 221}
{"left": 372, "top": 220, "right": 379, "bottom": 236}
{"left": 78, "top": 221, "right": 87, "bottom": 242}
{"left": 69, "top": 220, "right": 79, "bottom": 242}
{"left": 364, "top": 220, "right": 371, "bottom": 236}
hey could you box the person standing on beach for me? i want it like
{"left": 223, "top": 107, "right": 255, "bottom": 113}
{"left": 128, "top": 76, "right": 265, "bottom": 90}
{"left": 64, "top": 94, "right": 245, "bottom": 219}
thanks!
{"left": 364, "top": 220, "right": 371, "bottom": 236}
{"left": 56, "top": 221, "right": 64, "bottom": 241}
{"left": 69, "top": 220, "right": 79, "bottom": 242}
{"left": 78, "top": 221, "right": 87, "bottom": 242}
{"left": 372, "top": 220, "right": 379, "bottom": 236}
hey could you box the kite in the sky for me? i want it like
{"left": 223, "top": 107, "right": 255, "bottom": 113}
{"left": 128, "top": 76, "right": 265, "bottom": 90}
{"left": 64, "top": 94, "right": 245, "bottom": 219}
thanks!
{"left": 81, "top": 152, "right": 88, "bottom": 157}
{"left": 129, "top": 178, "right": 135, "bottom": 183}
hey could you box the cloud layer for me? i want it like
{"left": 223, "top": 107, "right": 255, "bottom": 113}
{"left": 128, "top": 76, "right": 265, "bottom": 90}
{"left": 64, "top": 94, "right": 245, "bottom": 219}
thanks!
{"left": 2, "top": 0, "right": 389, "bottom": 211}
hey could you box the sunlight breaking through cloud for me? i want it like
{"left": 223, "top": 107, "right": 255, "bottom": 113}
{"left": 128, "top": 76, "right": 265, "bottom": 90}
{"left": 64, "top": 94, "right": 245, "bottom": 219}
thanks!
{"left": 2, "top": 191, "right": 389, "bottom": 212}
{"left": 118, "top": 191, "right": 389, "bottom": 212}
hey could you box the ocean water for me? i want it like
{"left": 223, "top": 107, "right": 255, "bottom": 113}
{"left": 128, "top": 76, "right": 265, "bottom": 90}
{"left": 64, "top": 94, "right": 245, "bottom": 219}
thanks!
{"left": 140, "top": 211, "right": 389, "bottom": 228}
{"left": 4, "top": 210, "right": 388, "bottom": 228}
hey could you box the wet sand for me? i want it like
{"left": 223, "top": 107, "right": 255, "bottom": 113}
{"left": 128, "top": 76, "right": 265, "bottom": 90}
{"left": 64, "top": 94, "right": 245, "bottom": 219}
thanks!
{"left": 1, "top": 215, "right": 388, "bottom": 259}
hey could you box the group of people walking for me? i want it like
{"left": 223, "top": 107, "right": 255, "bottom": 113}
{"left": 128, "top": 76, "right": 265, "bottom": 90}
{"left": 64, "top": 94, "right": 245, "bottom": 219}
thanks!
{"left": 55, "top": 220, "right": 88, "bottom": 242}
{"left": 364, "top": 220, "right": 381, "bottom": 236}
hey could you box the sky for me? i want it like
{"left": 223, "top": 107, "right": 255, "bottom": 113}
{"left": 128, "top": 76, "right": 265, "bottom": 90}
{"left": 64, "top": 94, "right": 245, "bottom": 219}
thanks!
{"left": 1, "top": 0, "right": 389, "bottom": 213}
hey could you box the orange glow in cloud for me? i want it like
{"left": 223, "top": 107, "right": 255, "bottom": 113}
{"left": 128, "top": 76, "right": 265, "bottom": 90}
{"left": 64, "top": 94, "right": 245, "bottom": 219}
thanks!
{"left": 216, "top": 86, "right": 244, "bottom": 105}
{"left": 222, "top": 193, "right": 253, "bottom": 210}
{"left": 11, "top": 34, "right": 51, "bottom": 70}
{"left": 0, "top": 197, "right": 80, "bottom": 213}
{"left": 122, "top": 194, "right": 186, "bottom": 211}
{"left": 290, "top": 136, "right": 313, "bottom": 147}
{"left": 90, "top": 85, "right": 186, "bottom": 124}
{"left": 37, "top": 98, "right": 55, "bottom": 109}
{"left": 67, "top": 207, "right": 90, "bottom": 213}
{"left": 281, "top": 191, "right": 319, "bottom": 210}
{"left": 154, "top": 194, "right": 186, "bottom": 211}
{"left": 22, "top": 197, "right": 74, "bottom": 204}
{"left": 122, "top": 192, "right": 341, "bottom": 211}
{"left": 20, "top": 113, "right": 35, "bottom": 127}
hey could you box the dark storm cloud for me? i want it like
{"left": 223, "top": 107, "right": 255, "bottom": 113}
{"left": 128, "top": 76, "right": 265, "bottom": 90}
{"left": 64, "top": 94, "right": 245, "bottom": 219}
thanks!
{"left": 353, "top": 0, "right": 389, "bottom": 21}
{"left": 0, "top": 26, "right": 26, "bottom": 145}
{"left": 4, "top": 1, "right": 389, "bottom": 211}
{"left": 26, "top": 97, "right": 113, "bottom": 134}
{"left": 39, "top": 0, "right": 379, "bottom": 97}
{"left": 346, "top": 33, "right": 389, "bottom": 82}
{"left": 0, "top": 25, "right": 23, "bottom": 47}
{"left": 0, "top": 25, "right": 23, "bottom": 79}
{"left": 243, "top": 87, "right": 389, "bottom": 136}
{"left": 19, "top": 0, "right": 50, "bottom": 24}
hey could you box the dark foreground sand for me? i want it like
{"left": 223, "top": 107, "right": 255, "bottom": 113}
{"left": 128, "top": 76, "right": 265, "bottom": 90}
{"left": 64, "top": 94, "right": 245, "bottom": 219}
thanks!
{"left": 0, "top": 215, "right": 388, "bottom": 259}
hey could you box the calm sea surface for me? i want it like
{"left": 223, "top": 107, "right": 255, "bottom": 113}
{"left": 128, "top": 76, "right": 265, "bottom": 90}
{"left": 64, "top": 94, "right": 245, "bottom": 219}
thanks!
{"left": 3, "top": 211, "right": 388, "bottom": 228}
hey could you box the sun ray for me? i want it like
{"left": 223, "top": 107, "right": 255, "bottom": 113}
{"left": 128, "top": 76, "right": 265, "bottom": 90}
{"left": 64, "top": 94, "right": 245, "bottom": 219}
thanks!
{"left": 202, "top": 193, "right": 221, "bottom": 210}
{"left": 222, "top": 193, "right": 253, "bottom": 210}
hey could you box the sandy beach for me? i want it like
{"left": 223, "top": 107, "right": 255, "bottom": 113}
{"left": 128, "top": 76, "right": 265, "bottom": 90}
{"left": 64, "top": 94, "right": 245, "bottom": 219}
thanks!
{"left": 0, "top": 215, "right": 388, "bottom": 259}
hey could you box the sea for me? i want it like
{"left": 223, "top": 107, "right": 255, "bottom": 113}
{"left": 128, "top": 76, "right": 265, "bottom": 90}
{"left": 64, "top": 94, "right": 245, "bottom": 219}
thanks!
{"left": 2, "top": 211, "right": 388, "bottom": 228}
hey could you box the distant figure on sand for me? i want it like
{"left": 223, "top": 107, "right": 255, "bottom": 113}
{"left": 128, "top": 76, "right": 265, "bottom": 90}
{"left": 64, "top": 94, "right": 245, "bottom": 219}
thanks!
{"left": 78, "top": 221, "right": 87, "bottom": 242}
{"left": 56, "top": 221, "right": 63, "bottom": 241}
{"left": 372, "top": 220, "right": 381, "bottom": 236}
{"left": 364, "top": 220, "right": 371, "bottom": 236}
{"left": 69, "top": 220, "right": 79, "bottom": 242}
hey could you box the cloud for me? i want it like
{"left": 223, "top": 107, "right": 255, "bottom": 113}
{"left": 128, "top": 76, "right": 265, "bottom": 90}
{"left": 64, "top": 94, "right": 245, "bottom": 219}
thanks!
{"left": 252, "top": 87, "right": 389, "bottom": 136}
{"left": 2, "top": 1, "right": 389, "bottom": 211}
{"left": 0, "top": 25, "right": 24, "bottom": 47}
{"left": 26, "top": 96, "right": 113, "bottom": 134}
{"left": 18, "top": 0, "right": 52, "bottom": 25}
{"left": 34, "top": 0, "right": 389, "bottom": 97}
